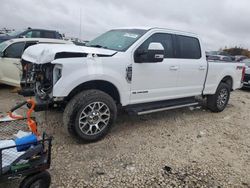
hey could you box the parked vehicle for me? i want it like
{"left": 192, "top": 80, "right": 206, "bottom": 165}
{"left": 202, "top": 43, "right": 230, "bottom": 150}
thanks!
{"left": 0, "top": 28, "right": 14, "bottom": 35}
{"left": 0, "top": 28, "right": 62, "bottom": 43}
{"left": 20, "top": 27, "right": 245, "bottom": 142}
{"left": 235, "top": 55, "right": 247, "bottom": 62}
{"left": 0, "top": 38, "right": 72, "bottom": 87}
{"left": 206, "top": 51, "right": 234, "bottom": 61}
{"left": 242, "top": 58, "right": 250, "bottom": 88}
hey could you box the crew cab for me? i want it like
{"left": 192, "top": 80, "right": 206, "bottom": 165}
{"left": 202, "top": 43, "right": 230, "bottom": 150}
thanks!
{"left": 20, "top": 27, "right": 245, "bottom": 142}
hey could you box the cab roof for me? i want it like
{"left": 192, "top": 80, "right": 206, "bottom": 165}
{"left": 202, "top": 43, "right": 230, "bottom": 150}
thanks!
{"left": 114, "top": 27, "right": 198, "bottom": 37}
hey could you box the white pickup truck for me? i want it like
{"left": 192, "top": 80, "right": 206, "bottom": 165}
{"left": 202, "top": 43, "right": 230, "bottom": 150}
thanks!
{"left": 20, "top": 27, "right": 245, "bottom": 142}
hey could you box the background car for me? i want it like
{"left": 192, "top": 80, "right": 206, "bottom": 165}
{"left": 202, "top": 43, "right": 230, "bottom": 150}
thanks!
{"left": 0, "top": 38, "right": 72, "bottom": 87}
{"left": 242, "top": 58, "right": 250, "bottom": 88}
{"left": 235, "top": 55, "right": 248, "bottom": 62}
{"left": 206, "top": 51, "right": 234, "bottom": 61}
{"left": 0, "top": 28, "right": 63, "bottom": 43}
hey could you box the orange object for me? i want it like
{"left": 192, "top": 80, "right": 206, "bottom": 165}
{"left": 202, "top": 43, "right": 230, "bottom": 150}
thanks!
{"left": 8, "top": 99, "right": 39, "bottom": 136}
{"left": 26, "top": 99, "right": 39, "bottom": 136}
{"left": 8, "top": 111, "right": 23, "bottom": 120}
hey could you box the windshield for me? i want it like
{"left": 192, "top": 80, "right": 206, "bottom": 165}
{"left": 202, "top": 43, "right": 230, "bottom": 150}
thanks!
{"left": 7, "top": 30, "right": 24, "bottom": 37}
{"left": 0, "top": 41, "right": 8, "bottom": 52}
{"left": 242, "top": 59, "right": 250, "bottom": 67}
{"left": 86, "top": 29, "right": 147, "bottom": 52}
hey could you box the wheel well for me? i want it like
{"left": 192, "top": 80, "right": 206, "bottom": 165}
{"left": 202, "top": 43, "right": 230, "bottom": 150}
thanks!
{"left": 67, "top": 80, "right": 120, "bottom": 104}
{"left": 221, "top": 76, "right": 233, "bottom": 90}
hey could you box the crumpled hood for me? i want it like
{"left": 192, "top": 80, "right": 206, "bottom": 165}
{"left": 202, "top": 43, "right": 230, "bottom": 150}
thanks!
{"left": 22, "top": 44, "right": 117, "bottom": 64}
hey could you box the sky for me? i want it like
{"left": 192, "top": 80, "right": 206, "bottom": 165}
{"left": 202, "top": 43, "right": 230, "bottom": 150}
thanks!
{"left": 0, "top": 0, "right": 249, "bottom": 50}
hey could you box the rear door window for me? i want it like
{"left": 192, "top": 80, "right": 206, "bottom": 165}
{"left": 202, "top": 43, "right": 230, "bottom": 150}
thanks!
{"left": 176, "top": 35, "right": 201, "bottom": 59}
{"left": 31, "top": 31, "right": 41, "bottom": 38}
{"left": 4, "top": 42, "right": 25, "bottom": 58}
{"left": 42, "top": 31, "right": 55, "bottom": 38}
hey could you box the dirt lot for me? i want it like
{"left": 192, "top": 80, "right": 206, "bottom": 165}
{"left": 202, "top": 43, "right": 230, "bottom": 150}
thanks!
{"left": 0, "top": 84, "right": 250, "bottom": 188}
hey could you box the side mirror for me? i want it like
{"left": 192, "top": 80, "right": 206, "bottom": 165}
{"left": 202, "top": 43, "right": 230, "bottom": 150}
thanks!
{"left": 135, "top": 42, "right": 164, "bottom": 63}
{"left": 147, "top": 42, "right": 164, "bottom": 62}
{"left": 0, "top": 51, "right": 4, "bottom": 57}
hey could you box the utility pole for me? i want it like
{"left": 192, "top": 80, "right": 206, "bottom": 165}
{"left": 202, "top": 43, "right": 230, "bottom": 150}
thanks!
{"left": 79, "top": 8, "right": 82, "bottom": 40}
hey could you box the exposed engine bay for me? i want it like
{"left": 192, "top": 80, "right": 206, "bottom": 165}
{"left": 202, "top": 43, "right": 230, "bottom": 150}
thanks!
{"left": 20, "top": 59, "right": 57, "bottom": 101}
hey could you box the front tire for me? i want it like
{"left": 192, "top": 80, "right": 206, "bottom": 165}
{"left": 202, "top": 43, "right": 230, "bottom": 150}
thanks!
{"left": 63, "top": 90, "right": 117, "bottom": 142}
{"left": 207, "top": 82, "right": 230, "bottom": 112}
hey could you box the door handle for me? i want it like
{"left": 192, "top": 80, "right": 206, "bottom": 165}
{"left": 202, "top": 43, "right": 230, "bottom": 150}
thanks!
{"left": 170, "top": 66, "right": 179, "bottom": 71}
{"left": 199, "top": 66, "right": 206, "bottom": 70}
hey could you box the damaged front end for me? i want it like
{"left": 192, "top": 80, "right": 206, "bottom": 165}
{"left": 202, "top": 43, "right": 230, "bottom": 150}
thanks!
{"left": 19, "top": 60, "right": 62, "bottom": 110}
{"left": 20, "top": 60, "right": 53, "bottom": 98}
{"left": 19, "top": 43, "right": 117, "bottom": 111}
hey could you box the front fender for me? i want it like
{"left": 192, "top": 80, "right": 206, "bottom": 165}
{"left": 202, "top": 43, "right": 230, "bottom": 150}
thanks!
{"left": 51, "top": 57, "right": 130, "bottom": 105}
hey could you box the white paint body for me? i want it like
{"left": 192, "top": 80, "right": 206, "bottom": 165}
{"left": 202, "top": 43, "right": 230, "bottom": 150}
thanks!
{"left": 0, "top": 38, "right": 72, "bottom": 87}
{"left": 21, "top": 28, "right": 244, "bottom": 106}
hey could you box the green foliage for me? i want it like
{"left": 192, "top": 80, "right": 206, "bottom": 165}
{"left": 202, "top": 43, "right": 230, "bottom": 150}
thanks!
{"left": 222, "top": 47, "right": 250, "bottom": 57}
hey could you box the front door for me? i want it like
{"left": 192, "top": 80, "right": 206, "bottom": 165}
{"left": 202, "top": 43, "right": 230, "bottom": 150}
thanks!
{"left": 130, "top": 33, "right": 180, "bottom": 104}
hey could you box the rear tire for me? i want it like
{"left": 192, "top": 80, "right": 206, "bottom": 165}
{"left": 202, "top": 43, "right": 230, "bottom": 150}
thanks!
{"left": 207, "top": 82, "right": 230, "bottom": 112}
{"left": 63, "top": 89, "right": 117, "bottom": 142}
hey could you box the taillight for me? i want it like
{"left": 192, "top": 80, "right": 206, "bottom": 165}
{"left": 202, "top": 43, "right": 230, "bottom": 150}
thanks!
{"left": 241, "top": 66, "right": 246, "bottom": 82}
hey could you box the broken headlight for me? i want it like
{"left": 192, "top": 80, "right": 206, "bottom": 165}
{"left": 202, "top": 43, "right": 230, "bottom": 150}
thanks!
{"left": 53, "top": 64, "right": 62, "bottom": 85}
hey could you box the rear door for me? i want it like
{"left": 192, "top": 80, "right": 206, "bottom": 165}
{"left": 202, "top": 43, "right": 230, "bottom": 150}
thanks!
{"left": 175, "top": 35, "right": 207, "bottom": 96}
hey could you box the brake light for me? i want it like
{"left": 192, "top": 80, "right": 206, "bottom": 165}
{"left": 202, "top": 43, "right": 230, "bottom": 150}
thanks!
{"left": 241, "top": 66, "right": 246, "bottom": 82}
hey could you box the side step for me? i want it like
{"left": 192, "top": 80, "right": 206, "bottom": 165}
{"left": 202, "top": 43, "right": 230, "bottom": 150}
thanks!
{"left": 126, "top": 97, "right": 199, "bottom": 115}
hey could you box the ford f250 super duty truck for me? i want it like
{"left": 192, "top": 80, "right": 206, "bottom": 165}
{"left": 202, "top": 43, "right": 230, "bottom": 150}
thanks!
{"left": 19, "top": 27, "right": 245, "bottom": 142}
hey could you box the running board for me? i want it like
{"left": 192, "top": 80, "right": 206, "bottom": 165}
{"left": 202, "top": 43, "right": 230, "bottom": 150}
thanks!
{"left": 137, "top": 102, "right": 198, "bottom": 115}
{"left": 125, "top": 97, "right": 199, "bottom": 115}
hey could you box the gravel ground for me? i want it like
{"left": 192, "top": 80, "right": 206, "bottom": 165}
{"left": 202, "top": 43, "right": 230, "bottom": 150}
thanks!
{"left": 0, "top": 84, "right": 250, "bottom": 188}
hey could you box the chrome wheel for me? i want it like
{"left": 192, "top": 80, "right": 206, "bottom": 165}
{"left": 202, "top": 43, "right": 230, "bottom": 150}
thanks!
{"left": 217, "top": 88, "right": 228, "bottom": 108}
{"left": 78, "top": 102, "right": 110, "bottom": 135}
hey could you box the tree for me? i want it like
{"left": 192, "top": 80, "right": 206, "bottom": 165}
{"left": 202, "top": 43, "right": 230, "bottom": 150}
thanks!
{"left": 222, "top": 47, "right": 250, "bottom": 57}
